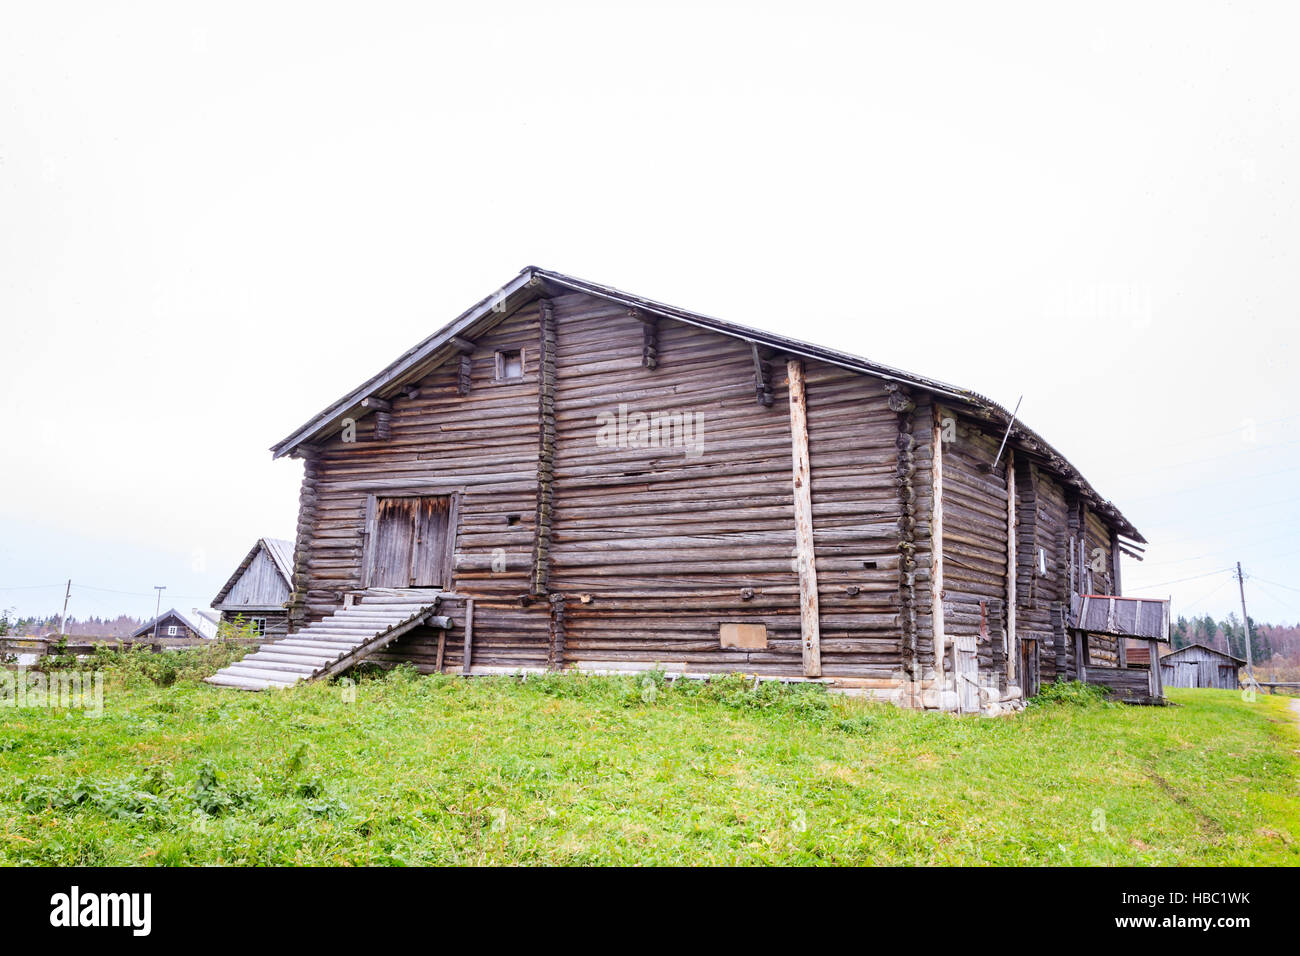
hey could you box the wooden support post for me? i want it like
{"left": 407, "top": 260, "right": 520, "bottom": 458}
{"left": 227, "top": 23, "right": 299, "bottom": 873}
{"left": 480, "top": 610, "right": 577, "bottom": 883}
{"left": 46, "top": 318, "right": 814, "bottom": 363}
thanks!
{"left": 460, "top": 598, "right": 474, "bottom": 675}
{"left": 1147, "top": 638, "right": 1161, "bottom": 700}
{"left": 931, "top": 408, "right": 946, "bottom": 696}
{"left": 1005, "top": 449, "right": 1016, "bottom": 687}
{"left": 786, "top": 359, "right": 821, "bottom": 678}
{"left": 434, "top": 629, "right": 446, "bottom": 674}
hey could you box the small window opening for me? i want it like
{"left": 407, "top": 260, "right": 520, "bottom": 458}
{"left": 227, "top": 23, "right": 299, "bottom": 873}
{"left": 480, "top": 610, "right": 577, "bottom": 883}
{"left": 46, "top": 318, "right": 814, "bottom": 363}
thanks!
{"left": 250, "top": 618, "right": 266, "bottom": 638}
{"left": 495, "top": 349, "right": 523, "bottom": 380}
{"left": 1037, "top": 547, "right": 1048, "bottom": 576}
{"left": 506, "top": 514, "right": 521, "bottom": 526}
{"left": 863, "top": 560, "right": 878, "bottom": 569}
{"left": 166, "top": 625, "right": 178, "bottom": 637}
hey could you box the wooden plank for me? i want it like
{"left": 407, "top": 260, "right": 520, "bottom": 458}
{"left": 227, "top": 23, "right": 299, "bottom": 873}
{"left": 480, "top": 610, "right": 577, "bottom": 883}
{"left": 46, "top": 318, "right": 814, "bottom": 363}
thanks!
{"left": 1005, "top": 448, "right": 1016, "bottom": 686}
{"left": 461, "top": 598, "right": 475, "bottom": 675}
{"left": 786, "top": 359, "right": 821, "bottom": 678}
{"left": 931, "top": 407, "right": 946, "bottom": 696}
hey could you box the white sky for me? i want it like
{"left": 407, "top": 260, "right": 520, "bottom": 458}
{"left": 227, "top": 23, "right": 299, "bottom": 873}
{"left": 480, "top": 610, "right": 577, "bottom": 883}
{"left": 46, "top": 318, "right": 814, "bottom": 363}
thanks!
{"left": 2, "top": 2, "right": 1298, "bottom": 627}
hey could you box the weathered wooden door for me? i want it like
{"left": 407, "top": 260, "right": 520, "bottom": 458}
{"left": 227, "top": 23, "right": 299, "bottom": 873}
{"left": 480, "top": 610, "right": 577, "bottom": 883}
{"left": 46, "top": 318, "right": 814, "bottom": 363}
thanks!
{"left": 1020, "top": 638, "right": 1040, "bottom": 697}
{"left": 369, "top": 496, "right": 452, "bottom": 588}
{"left": 953, "top": 624, "right": 980, "bottom": 714}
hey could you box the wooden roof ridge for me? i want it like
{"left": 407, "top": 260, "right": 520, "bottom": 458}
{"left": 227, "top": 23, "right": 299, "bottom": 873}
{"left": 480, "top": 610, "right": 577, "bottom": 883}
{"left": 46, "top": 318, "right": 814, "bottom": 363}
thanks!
{"left": 211, "top": 537, "right": 296, "bottom": 607}
{"left": 269, "top": 265, "right": 1143, "bottom": 542}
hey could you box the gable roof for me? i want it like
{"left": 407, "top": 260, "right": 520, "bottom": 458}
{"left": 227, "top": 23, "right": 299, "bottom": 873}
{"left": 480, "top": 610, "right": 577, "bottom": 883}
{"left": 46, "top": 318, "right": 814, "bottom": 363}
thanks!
{"left": 1161, "top": 642, "right": 1246, "bottom": 665}
{"left": 211, "top": 537, "right": 295, "bottom": 607}
{"left": 131, "top": 608, "right": 218, "bottom": 640}
{"left": 270, "top": 265, "right": 1143, "bottom": 542}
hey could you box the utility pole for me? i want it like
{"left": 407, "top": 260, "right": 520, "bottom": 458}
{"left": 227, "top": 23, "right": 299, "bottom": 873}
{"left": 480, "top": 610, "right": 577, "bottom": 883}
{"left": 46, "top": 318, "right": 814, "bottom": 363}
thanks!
{"left": 1236, "top": 562, "right": 1256, "bottom": 688}
{"left": 153, "top": 586, "right": 166, "bottom": 642}
{"left": 59, "top": 579, "right": 71, "bottom": 635}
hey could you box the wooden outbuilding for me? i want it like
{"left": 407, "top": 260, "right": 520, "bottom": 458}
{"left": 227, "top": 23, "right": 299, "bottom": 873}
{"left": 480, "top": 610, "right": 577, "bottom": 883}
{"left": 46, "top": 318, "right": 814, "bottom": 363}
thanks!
{"left": 211, "top": 537, "right": 294, "bottom": 639}
{"left": 1159, "top": 643, "right": 1244, "bottom": 690}
{"left": 208, "top": 267, "right": 1157, "bottom": 709}
{"left": 132, "top": 608, "right": 217, "bottom": 644}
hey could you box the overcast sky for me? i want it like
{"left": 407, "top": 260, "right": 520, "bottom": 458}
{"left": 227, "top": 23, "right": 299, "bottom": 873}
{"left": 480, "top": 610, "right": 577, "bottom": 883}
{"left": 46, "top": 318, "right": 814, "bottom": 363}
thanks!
{"left": 2, "top": 2, "right": 1298, "bottom": 628}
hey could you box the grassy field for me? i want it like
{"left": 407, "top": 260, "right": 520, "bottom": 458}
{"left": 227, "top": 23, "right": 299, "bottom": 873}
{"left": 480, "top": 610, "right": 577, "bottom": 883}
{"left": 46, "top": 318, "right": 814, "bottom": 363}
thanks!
{"left": 0, "top": 667, "right": 1297, "bottom": 865}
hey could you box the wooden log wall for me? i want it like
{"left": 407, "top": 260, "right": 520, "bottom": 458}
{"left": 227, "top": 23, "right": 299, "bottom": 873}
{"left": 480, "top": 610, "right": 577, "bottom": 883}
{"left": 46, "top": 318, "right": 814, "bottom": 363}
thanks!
{"left": 546, "top": 292, "right": 806, "bottom": 674}
{"left": 287, "top": 306, "right": 552, "bottom": 664}
{"left": 281, "top": 286, "right": 1132, "bottom": 703}
{"left": 802, "top": 367, "right": 915, "bottom": 678}
{"left": 218, "top": 610, "right": 289, "bottom": 640}
{"left": 937, "top": 410, "right": 1010, "bottom": 684}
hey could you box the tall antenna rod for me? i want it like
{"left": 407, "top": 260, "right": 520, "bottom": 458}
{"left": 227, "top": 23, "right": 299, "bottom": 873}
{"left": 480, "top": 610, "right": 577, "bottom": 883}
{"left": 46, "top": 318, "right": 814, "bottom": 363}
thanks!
{"left": 990, "top": 395, "right": 1024, "bottom": 471}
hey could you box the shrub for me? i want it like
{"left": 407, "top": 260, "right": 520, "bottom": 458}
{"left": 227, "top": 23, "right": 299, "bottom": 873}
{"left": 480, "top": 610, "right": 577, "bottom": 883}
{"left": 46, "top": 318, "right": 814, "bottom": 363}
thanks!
{"left": 1030, "top": 679, "right": 1111, "bottom": 708}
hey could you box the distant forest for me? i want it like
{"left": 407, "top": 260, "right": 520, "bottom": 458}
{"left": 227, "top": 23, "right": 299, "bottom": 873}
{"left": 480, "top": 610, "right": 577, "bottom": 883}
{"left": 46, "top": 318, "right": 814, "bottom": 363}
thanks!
{"left": 1171, "top": 613, "right": 1300, "bottom": 664}
{"left": 0, "top": 614, "right": 145, "bottom": 638}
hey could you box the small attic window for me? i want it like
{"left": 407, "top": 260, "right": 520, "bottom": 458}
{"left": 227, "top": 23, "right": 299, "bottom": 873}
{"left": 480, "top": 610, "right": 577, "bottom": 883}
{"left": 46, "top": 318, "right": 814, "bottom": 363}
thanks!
{"left": 495, "top": 349, "right": 524, "bottom": 381}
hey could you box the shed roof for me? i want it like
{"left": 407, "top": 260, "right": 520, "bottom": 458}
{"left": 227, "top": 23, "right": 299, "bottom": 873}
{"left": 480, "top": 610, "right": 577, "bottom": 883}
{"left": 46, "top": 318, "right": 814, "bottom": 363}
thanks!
{"left": 270, "top": 266, "right": 1143, "bottom": 542}
{"left": 1161, "top": 642, "right": 1246, "bottom": 665}
{"left": 1072, "top": 593, "right": 1171, "bottom": 642}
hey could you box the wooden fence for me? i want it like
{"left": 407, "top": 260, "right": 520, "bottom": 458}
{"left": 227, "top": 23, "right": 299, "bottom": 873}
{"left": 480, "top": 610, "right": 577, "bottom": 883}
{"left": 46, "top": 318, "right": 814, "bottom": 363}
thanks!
{"left": 1, "top": 635, "right": 260, "bottom": 660}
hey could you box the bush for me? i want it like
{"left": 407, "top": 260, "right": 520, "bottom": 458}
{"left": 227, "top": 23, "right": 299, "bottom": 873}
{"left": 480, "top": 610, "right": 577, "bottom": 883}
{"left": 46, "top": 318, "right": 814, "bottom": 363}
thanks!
{"left": 1030, "top": 679, "right": 1111, "bottom": 708}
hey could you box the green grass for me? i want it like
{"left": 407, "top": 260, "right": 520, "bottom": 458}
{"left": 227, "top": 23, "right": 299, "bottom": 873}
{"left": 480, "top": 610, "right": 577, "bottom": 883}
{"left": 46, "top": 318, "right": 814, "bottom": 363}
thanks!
{"left": 0, "top": 669, "right": 1296, "bottom": 865}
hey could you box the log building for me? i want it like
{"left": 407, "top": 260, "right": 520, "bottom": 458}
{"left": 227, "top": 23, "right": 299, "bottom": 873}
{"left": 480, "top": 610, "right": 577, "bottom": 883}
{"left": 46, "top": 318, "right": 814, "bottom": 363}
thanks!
{"left": 211, "top": 537, "right": 295, "bottom": 639}
{"left": 210, "top": 267, "right": 1165, "bottom": 709}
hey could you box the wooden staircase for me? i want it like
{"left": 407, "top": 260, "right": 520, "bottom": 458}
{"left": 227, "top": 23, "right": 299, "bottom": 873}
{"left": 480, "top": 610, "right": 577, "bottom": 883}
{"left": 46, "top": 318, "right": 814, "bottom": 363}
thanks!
{"left": 205, "top": 589, "right": 451, "bottom": 691}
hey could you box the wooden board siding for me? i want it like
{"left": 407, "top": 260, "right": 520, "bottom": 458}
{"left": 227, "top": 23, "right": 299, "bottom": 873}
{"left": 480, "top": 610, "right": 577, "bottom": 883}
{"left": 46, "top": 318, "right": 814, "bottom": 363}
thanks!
{"left": 221, "top": 547, "right": 291, "bottom": 608}
{"left": 1160, "top": 644, "right": 1241, "bottom": 689}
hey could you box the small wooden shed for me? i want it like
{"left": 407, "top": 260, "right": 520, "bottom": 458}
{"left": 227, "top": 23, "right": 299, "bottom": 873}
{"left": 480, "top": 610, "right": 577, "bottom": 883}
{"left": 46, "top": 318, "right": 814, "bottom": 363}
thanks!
{"left": 211, "top": 538, "right": 295, "bottom": 639}
{"left": 1159, "top": 643, "right": 1244, "bottom": 690}
{"left": 131, "top": 608, "right": 218, "bottom": 644}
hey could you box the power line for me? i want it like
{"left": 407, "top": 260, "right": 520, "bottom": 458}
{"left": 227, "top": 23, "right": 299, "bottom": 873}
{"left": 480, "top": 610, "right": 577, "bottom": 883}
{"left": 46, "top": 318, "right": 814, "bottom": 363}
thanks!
{"left": 1108, "top": 434, "right": 1300, "bottom": 481}
{"left": 1126, "top": 567, "right": 1234, "bottom": 592}
{"left": 1249, "top": 575, "right": 1300, "bottom": 596}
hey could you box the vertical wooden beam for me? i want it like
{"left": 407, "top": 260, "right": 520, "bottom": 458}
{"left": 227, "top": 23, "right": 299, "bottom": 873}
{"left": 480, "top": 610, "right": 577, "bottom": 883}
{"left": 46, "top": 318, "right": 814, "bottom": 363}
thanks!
{"left": 1148, "top": 638, "right": 1162, "bottom": 700}
{"left": 888, "top": 384, "right": 918, "bottom": 682}
{"left": 786, "top": 359, "right": 821, "bottom": 678}
{"left": 1005, "top": 449, "right": 1017, "bottom": 687}
{"left": 930, "top": 407, "right": 946, "bottom": 696}
{"left": 532, "top": 299, "right": 557, "bottom": 595}
{"left": 461, "top": 598, "right": 475, "bottom": 675}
